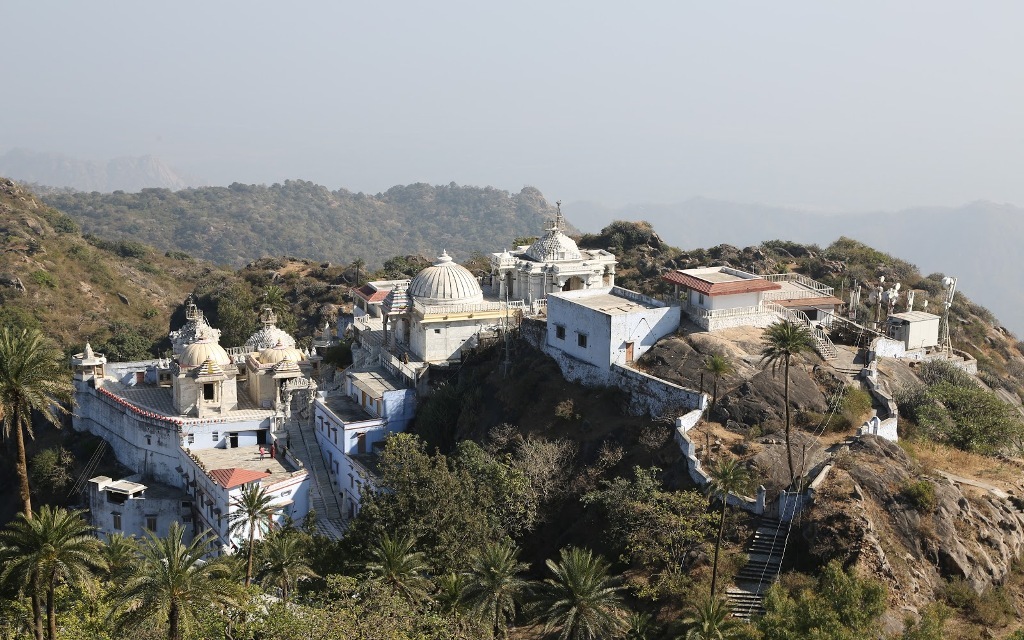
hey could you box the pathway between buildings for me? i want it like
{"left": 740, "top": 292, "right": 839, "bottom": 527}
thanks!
{"left": 283, "top": 414, "right": 347, "bottom": 538}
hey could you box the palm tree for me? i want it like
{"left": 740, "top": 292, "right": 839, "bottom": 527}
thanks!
{"left": 256, "top": 531, "right": 317, "bottom": 604}
{"left": 0, "top": 506, "right": 105, "bottom": 640}
{"left": 351, "top": 257, "right": 366, "bottom": 287}
{"left": 110, "top": 523, "right": 239, "bottom": 640}
{"left": 759, "top": 320, "right": 815, "bottom": 486}
{"left": 0, "top": 327, "right": 74, "bottom": 518}
{"left": 532, "top": 546, "right": 627, "bottom": 640}
{"left": 436, "top": 572, "right": 470, "bottom": 616}
{"left": 464, "top": 540, "right": 529, "bottom": 638}
{"left": 228, "top": 482, "right": 279, "bottom": 587}
{"left": 262, "top": 285, "right": 289, "bottom": 317}
{"left": 706, "top": 459, "right": 752, "bottom": 599}
{"left": 704, "top": 354, "right": 734, "bottom": 419}
{"left": 100, "top": 533, "right": 140, "bottom": 584}
{"left": 364, "top": 532, "right": 433, "bottom": 604}
{"left": 679, "top": 597, "right": 744, "bottom": 640}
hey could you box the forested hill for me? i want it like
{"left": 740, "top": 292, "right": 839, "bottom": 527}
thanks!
{"left": 41, "top": 181, "right": 563, "bottom": 268}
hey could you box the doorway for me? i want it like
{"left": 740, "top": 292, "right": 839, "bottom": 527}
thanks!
{"left": 256, "top": 430, "right": 267, "bottom": 445}
{"left": 625, "top": 342, "right": 635, "bottom": 363}
{"left": 229, "top": 433, "right": 239, "bottom": 448}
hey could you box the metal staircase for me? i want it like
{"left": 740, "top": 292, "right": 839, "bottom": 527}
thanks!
{"left": 765, "top": 302, "right": 838, "bottom": 360}
{"left": 725, "top": 517, "right": 788, "bottom": 620}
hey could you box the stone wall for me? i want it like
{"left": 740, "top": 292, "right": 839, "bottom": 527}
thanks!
{"left": 611, "top": 364, "right": 706, "bottom": 417}
{"left": 705, "top": 311, "right": 778, "bottom": 332}
{"left": 674, "top": 411, "right": 765, "bottom": 514}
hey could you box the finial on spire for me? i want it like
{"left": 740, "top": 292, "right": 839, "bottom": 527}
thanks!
{"left": 555, "top": 200, "right": 563, "bottom": 231}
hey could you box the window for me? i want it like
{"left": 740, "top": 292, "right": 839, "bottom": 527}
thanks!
{"left": 212, "top": 431, "right": 219, "bottom": 441}
{"left": 112, "top": 513, "right": 121, "bottom": 530}
{"left": 146, "top": 515, "right": 157, "bottom": 531}
{"left": 181, "top": 501, "right": 191, "bottom": 509}
{"left": 145, "top": 435, "right": 152, "bottom": 446}
{"left": 434, "top": 328, "right": 441, "bottom": 334}
{"left": 698, "top": 293, "right": 705, "bottom": 305}
{"left": 577, "top": 333, "right": 588, "bottom": 348}
{"left": 203, "top": 383, "right": 215, "bottom": 401}
{"left": 187, "top": 433, "right": 195, "bottom": 445}
{"left": 555, "top": 325, "right": 566, "bottom": 340}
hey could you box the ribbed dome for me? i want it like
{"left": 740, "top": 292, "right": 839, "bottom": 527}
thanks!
{"left": 408, "top": 251, "right": 483, "bottom": 305}
{"left": 259, "top": 341, "right": 306, "bottom": 365}
{"left": 525, "top": 231, "right": 581, "bottom": 263}
{"left": 179, "top": 339, "right": 231, "bottom": 368}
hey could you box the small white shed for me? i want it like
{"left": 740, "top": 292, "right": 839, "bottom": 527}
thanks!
{"left": 886, "top": 311, "right": 940, "bottom": 350}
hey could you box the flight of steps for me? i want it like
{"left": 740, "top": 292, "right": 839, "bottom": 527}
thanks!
{"left": 725, "top": 518, "right": 790, "bottom": 620}
{"left": 282, "top": 416, "right": 347, "bottom": 537}
{"left": 764, "top": 302, "right": 838, "bottom": 360}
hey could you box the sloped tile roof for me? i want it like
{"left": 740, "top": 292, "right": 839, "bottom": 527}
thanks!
{"left": 209, "top": 468, "right": 270, "bottom": 489}
{"left": 662, "top": 270, "right": 781, "bottom": 296}
{"left": 354, "top": 285, "right": 389, "bottom": 303}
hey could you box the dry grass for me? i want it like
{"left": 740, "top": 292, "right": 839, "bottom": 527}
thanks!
{"left": 901, "top": 439, "right": 1024, "bottom": 490}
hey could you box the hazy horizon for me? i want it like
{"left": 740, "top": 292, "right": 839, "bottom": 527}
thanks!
{"left": 4, "top": 2, "right": 1024, "bottom": 212}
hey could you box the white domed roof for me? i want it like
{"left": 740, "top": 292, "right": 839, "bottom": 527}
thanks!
{"left": 525, "top": 230, "right": 581, "bottom": 263}
{"left": 408, "top": 251, "right": 483, "bottom": 305}
{"left": 180, "top": 339, "right": 231, "bottom": 368}
{"left": 259, "top": 341, "right": 306, "bottom": 365}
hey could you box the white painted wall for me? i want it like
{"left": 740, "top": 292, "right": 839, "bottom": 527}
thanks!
{"left": 707, "top": 291, "right": 761, "bottom": 310}
{"left": 88, "top": 478, "right": 193, "bottom": 542}
{"left": 414, "top": 318, "right": 487, "bottom": 363}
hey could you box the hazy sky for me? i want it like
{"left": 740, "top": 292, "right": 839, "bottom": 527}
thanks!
{"left": 4, "top": 1, "right": 1023, "bottom": 210}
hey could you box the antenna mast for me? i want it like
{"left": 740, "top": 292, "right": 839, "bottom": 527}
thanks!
{"left": 938, "top": 276, "right": 957, "bottom": 356}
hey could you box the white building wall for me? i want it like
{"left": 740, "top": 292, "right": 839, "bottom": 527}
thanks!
{"left": 546, "top": 295, "right": 611, "bottom": 369}
{"left": 312, "top": 397, "right": 385, "bottom": 502}
{"left": 418, "top": 318, "right": 487, "bottom": 363}
{"left": 608, "top": 304, "right": 681, "bottom": 366}
{"left": 88, "top": 480, "right": 192, "bottom": 542}
{"left": 707, "top": 291, "right": 761, "bottom": 310}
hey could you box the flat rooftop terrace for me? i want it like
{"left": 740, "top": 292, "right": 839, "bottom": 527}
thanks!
{"left": 190, "top": 445, "right": 300, "bottom": 487}
{"left": 555, "top": 291, "right": 661, "bottom": 316}
{"left": 100, "top": 378, "right": 274, "bottom": 422}
{"left": 349, "top": 366, "right": 404, "bottom": 395}
{"left": 322, "top": 393, "right": 378, "bottom": 423}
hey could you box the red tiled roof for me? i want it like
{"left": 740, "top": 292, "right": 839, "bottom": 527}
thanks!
{"left": 353, "top": 284, "right": 389, "bottom": 303}
{"left": 774, "top": 296, "right": 843, "bottom": 308}
{"left": 662, "top": 271, "right": 781, "bottom": 296}
{"left": 209, "top": 468, "right": 270, "bottom": 490}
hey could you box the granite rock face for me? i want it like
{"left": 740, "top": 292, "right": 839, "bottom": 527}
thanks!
{"left": 803, "top": 436, "right": 1024, "bottom": 612}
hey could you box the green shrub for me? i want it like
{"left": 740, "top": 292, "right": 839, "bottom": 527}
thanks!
{"left": 30, "top": 270, "right": 57, "bottom": 288}
{"left": 941, "top": 577, "right": 976, "bottom": 610}
{"left": 918, "top": 360, "right": 975, "bottom": 388}
{"left": 841, "top": 387, "right": 874, "bottom": 420}
{"left": 40, "top": 208, "right": 80, "bottom": 234}
{"left": 554, "top": 399, "right": 581, "bottom": 421}
{"left": 165, "top": 249, "right": 194, "bottom": 261}
{"left": 901, "top": 480, "right": 936, "bottom": 512}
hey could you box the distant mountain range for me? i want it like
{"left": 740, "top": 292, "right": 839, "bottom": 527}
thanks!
{"left": 570, "top": 198, "right": 1024, "bottom": 336}
{"left": 0, "top": 148, "right": 201, "bottom": 192}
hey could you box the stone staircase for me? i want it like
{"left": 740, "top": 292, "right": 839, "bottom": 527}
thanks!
{"left": 282, "top": 415, "right": 347, "bottom": 538}
{"left": 765, "top": 302, "right": 838, "bottom": 360}
{"left": 725, "top": 517, "right": 790, "bottom": 620}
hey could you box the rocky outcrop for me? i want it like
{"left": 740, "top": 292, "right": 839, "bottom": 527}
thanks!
{"left": 803, "top": 436, "right": 1024, "bottom": 610}
{"left": 638, "top": 330, "right": 834, "bottom": 430}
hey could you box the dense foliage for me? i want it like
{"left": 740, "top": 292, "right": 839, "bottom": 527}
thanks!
{"left": 43, "top": 181, "right": 560, "bottom": 268}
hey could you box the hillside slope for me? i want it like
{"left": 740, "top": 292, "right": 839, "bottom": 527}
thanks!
{"left": 0, "top": 177, "right": 232, "bottom": 352}
{"left": 41, "top": 181, "right": 564, "bottom": 268}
